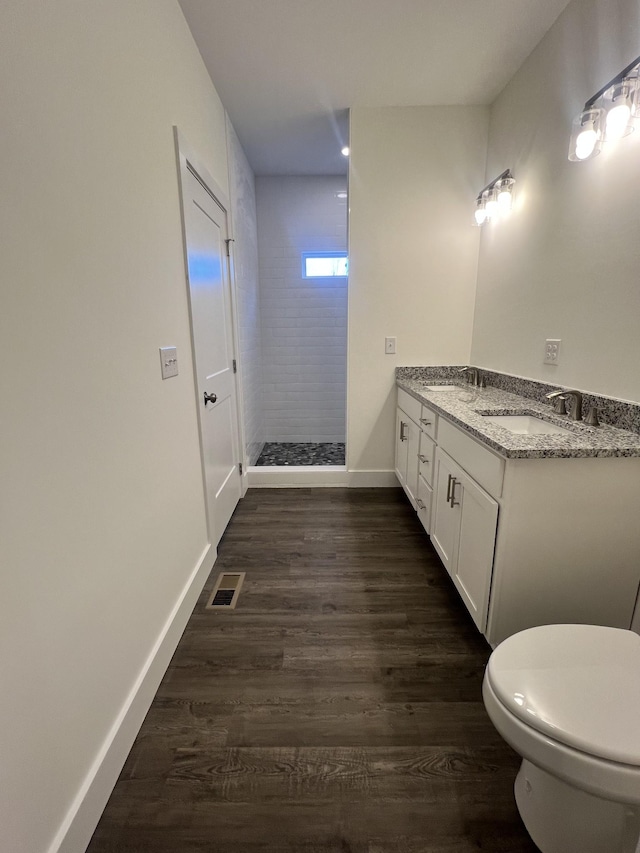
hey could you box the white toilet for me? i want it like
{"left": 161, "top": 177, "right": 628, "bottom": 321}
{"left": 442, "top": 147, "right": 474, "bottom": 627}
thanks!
{"left": 483, "top": 623, "right": 640, "bottom": 853}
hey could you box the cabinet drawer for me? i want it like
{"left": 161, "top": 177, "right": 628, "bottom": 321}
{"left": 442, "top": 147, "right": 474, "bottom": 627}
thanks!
{"left": 419, "top": 404, "right": 437, "bottom": 440}
{"left": 438, "top": 418, "right": 504, "bottom": 498}
{"left": 397, "top": 388, "right": 422, "bottom": 424}
{"left": 418, "top": 432, "right": 436, "bottom": 486}
{"left": 416, "top": 475, "right": 433, "bottom": 535}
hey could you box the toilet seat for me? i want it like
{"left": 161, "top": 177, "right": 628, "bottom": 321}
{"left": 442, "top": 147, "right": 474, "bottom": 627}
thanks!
{"left": 483, "top": 670, "right": 640, "bottom": 803}
{"left": 486, "top": 624, "right": 640, "bottom": 766}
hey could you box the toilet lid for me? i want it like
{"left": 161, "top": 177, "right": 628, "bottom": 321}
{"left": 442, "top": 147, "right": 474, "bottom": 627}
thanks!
{"left": 486, "top": 624, "right": 640, "bottom": 766}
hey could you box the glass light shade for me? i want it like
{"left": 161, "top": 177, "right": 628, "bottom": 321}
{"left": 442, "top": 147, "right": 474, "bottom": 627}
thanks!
{"left": 606, "top": 104, "right": 631, "bottom": 138}
{"left": 485, "top": 187, "right": 499, "bottom": 218}
{"left": 568, "top": 108, "right": 604, "bottom": 161}
{"left": 341, "top": 146, "right": 350, "bottom": 156}
{"left": 632, "top": 72, "right": 640, "bottom": 117}
{"left": 497, "top": 177, "right": 515, "bottom": 212}
{"left": 605, "top": 81, "right": 635, "bottom": 139}
{"left": 473, "top": 198, "right": 487, "bottom": 226}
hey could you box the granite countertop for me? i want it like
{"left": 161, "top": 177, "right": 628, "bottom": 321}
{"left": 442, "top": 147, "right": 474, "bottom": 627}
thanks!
{"left": 397, "top": 377, "right": 640, "bottom": 459}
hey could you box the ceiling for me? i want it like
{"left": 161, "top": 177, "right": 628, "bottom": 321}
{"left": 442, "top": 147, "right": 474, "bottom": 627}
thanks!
{"left": 178, "top": 0, "right": 572, "bottom": 176}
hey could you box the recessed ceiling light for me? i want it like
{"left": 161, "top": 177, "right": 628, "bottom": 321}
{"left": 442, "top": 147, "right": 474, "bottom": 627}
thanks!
{"left": 341, "top": 146, "right": 350, "bottom": 157}
{"left": 336, "top": 191, "right": 348, "bottom": 199}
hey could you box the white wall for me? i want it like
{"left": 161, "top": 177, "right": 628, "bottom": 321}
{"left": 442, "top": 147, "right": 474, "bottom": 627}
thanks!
{"left": 472, "top": 0, "right": 640, "bottom": 404}
{"left": 256, "top": 176, "right": 348, "bottom": 443}
{"left": 0, "top": 3, "right": 235, "bottom": 851}
{"left": 347, "top": 107, "right": 489, "bottom": 477}
{"left": 227, "top": 119, "right": 263, "bottom": 465}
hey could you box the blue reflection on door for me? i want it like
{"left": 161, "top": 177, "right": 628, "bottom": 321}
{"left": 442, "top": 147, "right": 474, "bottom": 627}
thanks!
{"left": 188, "top": 251, "right": 221, "bottom": 283}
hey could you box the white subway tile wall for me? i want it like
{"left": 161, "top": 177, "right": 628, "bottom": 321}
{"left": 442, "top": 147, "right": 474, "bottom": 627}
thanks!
{"left": 256, "top": 176, "right": 347, "bottom": 443}
{"left": 227, "top": 120, "right": 264, "bottom": 464}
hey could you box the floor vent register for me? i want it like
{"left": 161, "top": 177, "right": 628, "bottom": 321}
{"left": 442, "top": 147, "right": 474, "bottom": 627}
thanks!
{"left": 206, "top": 572, "right": 245, "bottom": 610}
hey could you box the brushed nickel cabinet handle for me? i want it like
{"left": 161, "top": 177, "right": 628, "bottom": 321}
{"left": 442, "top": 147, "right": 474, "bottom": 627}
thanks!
{"left": 400, "top": 421, "right": 407, "bottom": 442}
{"left": 416, "top": 499, "right": 426, "bottom": 510}
{"left": 446, "top": 473, "right": 453, "bottom": 504}
{"left": 450, "top": 478, "right": 460, "bottom": 507}
{"left": 420, "top": 418, "right": 432, "bottom": 426}
{"left": 418, "top": 454, "right": 429, "bottom": 463}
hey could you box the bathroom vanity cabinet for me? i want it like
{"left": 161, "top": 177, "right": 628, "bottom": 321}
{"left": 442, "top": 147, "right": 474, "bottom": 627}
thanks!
{"left": 396, "top": 386, "right": 640, "bottom": 647}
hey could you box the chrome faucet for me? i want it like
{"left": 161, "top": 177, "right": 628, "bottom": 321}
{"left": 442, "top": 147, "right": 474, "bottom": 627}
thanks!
{"left": 546, "top": 388, "right": 583, "bottom": 421}
{"left": 459, "top": 366, "right": 479, "bottom": 386}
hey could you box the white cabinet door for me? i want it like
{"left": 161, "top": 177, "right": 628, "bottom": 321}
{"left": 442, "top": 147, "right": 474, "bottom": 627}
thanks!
{"left": 395, "top": 407, "right": 420, "bottom": 509}
{"left": 431, "top": 449, "right": 460, "bottom": 574}
{"left": 431, "top": 448, "right": 499, "bottom": 632}
{"left": 395, "top": 408, "right": 410, "bottom": 490}
{"left": 405, "top": 417, "right": 420, "bottom": 507}
{"left": 452, "top": 467, "right": 499, "bottom": 632}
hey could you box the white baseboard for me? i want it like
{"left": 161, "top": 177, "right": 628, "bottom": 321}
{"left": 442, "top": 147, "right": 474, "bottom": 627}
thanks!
{"left": 247, "top": 465, "right": 348, "bottom": 487}
{"left": 48, "top": 544, "right": 215, "bottom": 853}
{"left": 247, "top": 467, "right": 397, "bottom": 488}
{"left": 346, "top": 470, "right": 398, "bottom": 488}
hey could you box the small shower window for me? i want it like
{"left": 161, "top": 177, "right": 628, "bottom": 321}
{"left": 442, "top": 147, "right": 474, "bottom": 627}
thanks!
{"left": 302, "top": 252, "right": 348, "bottom": 278}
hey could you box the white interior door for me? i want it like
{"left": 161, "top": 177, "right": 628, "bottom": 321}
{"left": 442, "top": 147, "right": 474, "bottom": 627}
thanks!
{"left": 182, "top": 163, "right": 241, "bottom": 546}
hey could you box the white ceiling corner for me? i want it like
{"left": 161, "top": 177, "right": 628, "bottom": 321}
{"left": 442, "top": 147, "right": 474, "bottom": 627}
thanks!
{"left": 178, "top": 0, "right": 573, "bottom": 176}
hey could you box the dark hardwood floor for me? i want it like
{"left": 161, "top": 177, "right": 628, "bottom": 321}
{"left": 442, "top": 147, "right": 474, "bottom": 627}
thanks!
{"left": 86, "top": 488, "right": 538, "bottom": 852}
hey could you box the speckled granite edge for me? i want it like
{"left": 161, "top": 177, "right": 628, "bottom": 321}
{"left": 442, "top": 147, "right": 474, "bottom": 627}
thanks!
{"left": 396, "top": 366, "right": 640, "bottom": 435}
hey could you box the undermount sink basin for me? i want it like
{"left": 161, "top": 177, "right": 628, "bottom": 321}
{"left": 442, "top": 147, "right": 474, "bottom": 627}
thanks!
{"left": 482, "top": 414, "right": 574, "bottom": 436}
{"left": 423, "top": 384, "right": 459, "bottom": 391}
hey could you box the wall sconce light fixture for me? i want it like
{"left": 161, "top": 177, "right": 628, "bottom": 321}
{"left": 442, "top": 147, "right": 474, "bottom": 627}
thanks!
{"left": 569, "top": 55, "right": 640, "bottom": 161}
{"left": 473, "top": 169, "right": 515, "bottom": 225}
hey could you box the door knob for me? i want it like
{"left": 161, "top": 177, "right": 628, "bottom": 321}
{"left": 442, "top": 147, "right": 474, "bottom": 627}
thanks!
{"left": 204, "top": 392, "right": 217, "bottom": 405}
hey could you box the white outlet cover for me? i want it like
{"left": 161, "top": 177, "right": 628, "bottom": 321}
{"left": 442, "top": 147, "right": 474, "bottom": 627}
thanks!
{"left": 544, "top": 339, "right": 561, "bottom": 366}
{"left": 160, "top": 346, "right": 179, "bottom": 379}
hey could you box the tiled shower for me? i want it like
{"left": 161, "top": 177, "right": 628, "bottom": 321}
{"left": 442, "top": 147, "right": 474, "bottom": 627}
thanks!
{"left": 254, "top": 175, "right": 349, "bottom": 466}
{"left": 228, "top": 132, "right": 348, "bottom": 468}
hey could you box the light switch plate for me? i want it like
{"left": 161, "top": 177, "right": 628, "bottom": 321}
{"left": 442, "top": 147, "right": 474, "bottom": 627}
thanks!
{"left": 385, "top": 336, "right": 397, "bottom": 355}
{"left": 544, "top": 339, "right": 561, "bottom": 366}
{"left": 160, "top": 346, "right": 179, "bottom": 379}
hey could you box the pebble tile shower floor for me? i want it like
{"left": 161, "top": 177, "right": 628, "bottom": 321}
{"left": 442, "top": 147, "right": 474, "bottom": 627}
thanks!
{"left": 255, "top": 442, "right": 345, "bottom": 466}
